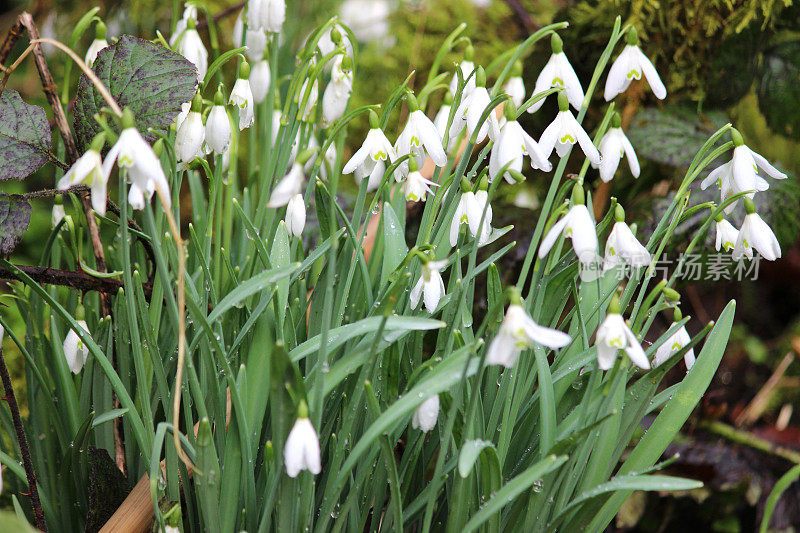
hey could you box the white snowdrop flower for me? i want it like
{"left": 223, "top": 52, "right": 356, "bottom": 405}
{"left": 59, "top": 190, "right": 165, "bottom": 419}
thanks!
{"left": 539, "top": 190, "right": 598, "bottom": 267}
{"left": 343, "top": 112, "right": 396, "bottom": 191}
{"left": 84, "top": 21, "right": 108, "bottom": 67}
{"left": 489, "top": 103, "right": 552, "bottom": 183}
{"left": 505, "top": 73, "right": 526, "bottom": 109}
{"left": 250, "top": 59, "right": 271, "bottom": 103}
{"left": 403, "top": 162, "right": 440, "bottom": 203}
{"left": 51, "top": 203, "right": 66, "bottom": 228}
{"left": 175, "top": 101, "right": 191, "bottom": 131}
{"left": 539, "top": 92, "right": 601, "bottom": 165}
{"left": 448, "top": 49, "right": 476, "bottom": 99}
{"left": 229, "top": 62, "right": 255, "bottom": 130}
{"left": 317, "top": 24, "right": 353, "bottom": 60}
{"left": 653, "top": 312, "right": 694, "bottom": 370}
{"left": 454, "top": 66, "right": 495, "bottom": 144}
{"left": 410, "top": 259, "right": 447, "bottom": 313}
{"left": 284, "top": 402, "right": 321, "bottom": 478}
{"left": 487, "top": 298, "right": 571, "bottom": 368}
{"left": 232, "top": 11, "right": 268, "bottom": 60}
{"left": 248, "top": 0, "right": 285, "bottom": 34}
{"left": 268, "top": 161, "right": 305, "bottom": 208}
{"left": 433, "top": 94, "right": 463, "bottom": 151}
{"left": 732, "top": 199, "right": 781, "bottom": 261}
{"left": 412, "top": 394, "right": 440, "bottom": 432}
{"left": 175, "top": 93, "right": 205, "bottom": 165}
{"left": 595, "top": 297, "right": 650, "bottom": 371}
{"left": 700, "top": 130, "right": 787, "bottom": 213}
{"left": 169, "top": 5, "right": 198, "bottom": 47}
{"left": 395, "top": 94, "right": 447, "bottom": 177}
{"left": 102, "top": 111, "right": 171, "bottom": 210}
{"left": 593, "top": 113, "right": 639, "bottom": 182}
{"left": 714, "top": 216, "right": 739, "bottom": 252}
{"left": 340, "top": 0, "right": 391, "bottom": 43}
{"left": 205, "top": 88, "right": 232, "bottom": 156}
{"left": 322, "top": 55, "right": 353, "bottom": 125}
{"left": 63, "top": 318, "right": 91, "bottom": 374}
{"left": 603, "top": 208, "right": 650, "bottom": 272}
{"left": 285, "top": 194, "right": 306, "bottom": 238}
{"left": 298, "top": 77, "right": 319, "bottom": 122}
{"left": 58, "top": 134, "right": 109, "bottom": 216}
{"left": 176, "top": 18, "right": 207, "bottom": 82}
{"left": 604, "top": 28, "right": 666, "bottom": 101}
{"left": 528, "top": 34, "right": 583, "bottom": 113}
{"left": 450, "top": 180, "right": 492, "bottom": 246}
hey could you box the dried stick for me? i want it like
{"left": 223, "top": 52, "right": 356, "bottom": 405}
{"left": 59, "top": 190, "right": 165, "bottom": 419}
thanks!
{"left": 0, "top": 345, "right": 47, "bottom": 531}
{"left": 0, "top": 18, "right": 24, "bottom": 68}
{"left": 0, "top": 263, "right": 153, "bottom": 296}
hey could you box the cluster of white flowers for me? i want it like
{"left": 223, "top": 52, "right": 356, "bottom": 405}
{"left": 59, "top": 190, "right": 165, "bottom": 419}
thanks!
{"left": 702, "top": 129, "right": 786, "bottom": 262}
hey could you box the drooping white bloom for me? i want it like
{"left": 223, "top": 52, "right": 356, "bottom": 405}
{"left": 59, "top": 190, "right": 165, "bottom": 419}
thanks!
{"left": 449, "top": 58, "right": 476, "bottom": 99}
{"left": 653, "top": 322, "right": 694, "bottom": 370}
{"left": 595, "top": 309, "right": 650, "bottom": 370}
{"left": 176, "top": 19, "right": 208, "bottom": 82}
{"left": 539, "top": 93, "right": 601, "bottom": 165}
{"left": 169, "top": 6, "right": 198, "bottom": 47}
{"left": 528, "top": 34, "right": 583, "bottom": 113}
{"left": 714, "top": 218, "right": 739, "bottom": 252}
{"left": 539, "top": 203, "right": 598, "bottom": 267}
{"left": 454, "top": 77, "right": 494, "bottom": 144}
{"left": 594, "top": 116, "right": 639, "bottom": 182}
{"left": 268, "top": 162, "right": 304, "bottom": 207}
{"left": 604, "top": 29, "right": 666, "bottom": 101}
{"left": 339, "top": 0, "right": 391, "bottom": 43}
{"left": 174, "top": 103, "right": 205, "bottom": 165}
{"left": 322, "top": 55, "right": 353, "bottom": 125}
{"left": 84, "top": 37, "right": 108, "bottom": 67}
{"left": 343, "top": 119, "right": 396, "bottom": 191}
{"left": 316, "top": 24, "right": 354, "bottom": 59}
{"left": 250, "top": 59, "right": 271, "bottom": 103}
{"left": 487, "top": 303, "right": 571, "bottom": 368}
{"left": 233, "top": 11, "right": 268, "bottom": 60}
{"left": 298, "top": 77, "right": 319, "bottom": 122}
{"left": 505, "top": 75, "right": 526, "bottom": 108}
{"left": 229, "top": 74, "right": 255, "bottom": 130}
{"left": 450, "top": 189, "right": 492, "bottom": 246}
{"left": 285, "top": 194, "right": 306, "bottom": 238}
{"left": 410, "top": 259, "right": 447, "bottom": 313}
{"left": 603, "top": 220, "right": 650, "bottom": 272}
{"left": 52, "top": 204, "right": 66, "bottom": 228}
{"left": 103, "top": 120, "right": 171, "bottom": 210}
{"left": 63, "top": 320, "right": 91, "bottom": 374}
{"left": 700, "top": 134, "right": 787, "bottom": 213}
{"left": 58, "top": 143, "right": 109, "bottom": 215}
{"left": 205, "top": 102, "right": 232, "bottom": 156}
{"left": 248, "top": 0, "right": 286, "bottom": 34}
{"left": 175, "top": 101, "right": 191, "bottom": 132}
{"left": 395, "top": 99, "right": 448, "bottom": 177}
{"left": 403, "top": 168, "right": 439, "bottom": 203}
{"left": 489, "top": 113, "right": 552, "bottom": 183}
{"left": 412, "top": 395, "right": 440, "bottom": 432}
{"left": 284, "top": 416, "right": 321, "bottom": 477}
{"left": 732, "top": 208, "right": 781, "bottom": 261}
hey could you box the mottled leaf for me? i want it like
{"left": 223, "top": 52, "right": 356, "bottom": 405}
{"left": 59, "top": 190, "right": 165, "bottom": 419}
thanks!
{"left": 0, "top": 90, "right": 52, "bottom": 180}
{"left": 627, "top": 106, "right": 728, "bottom": 168}
{"left": 0, "top": 193, "right": 31, "bottom": 255}
{"left": 73, "top": 35, "right": 197, "bottom": 149}
{"left": 757, "top": 41, "right": 800, "bottom": 140}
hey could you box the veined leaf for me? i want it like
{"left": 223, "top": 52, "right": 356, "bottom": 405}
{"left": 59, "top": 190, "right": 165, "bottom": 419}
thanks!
{"left": 0, "top": 194, "right": 31, "bottom": 254}
{"left": 0, "top": 90, "right": 52, "bottom": 179}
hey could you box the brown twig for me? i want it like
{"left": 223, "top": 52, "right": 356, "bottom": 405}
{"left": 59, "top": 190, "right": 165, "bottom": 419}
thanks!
{"left": 0, "top": 263, "right": 152, "bottom": 297}
{"left": 0, "top": 346, "right": 47, "bottom": 531}
{"left": 0, "top": 18, "right": 23, "bottom": 68}
{"left": 197, "top": 0, "right": 246, "bottom": 29}
{"left": 502, "top": 0, "right": 539, "bottom": 36}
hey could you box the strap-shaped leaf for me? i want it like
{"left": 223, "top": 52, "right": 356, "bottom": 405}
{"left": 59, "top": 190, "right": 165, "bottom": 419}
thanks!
{"left": 0, "top": 90, "right": 52, "bottom": 180}
{"left": 0, "top": 193, "right": 31, "bottom": 255}
{"left": 73, "top": 35, "right": 197, "bottom": 149}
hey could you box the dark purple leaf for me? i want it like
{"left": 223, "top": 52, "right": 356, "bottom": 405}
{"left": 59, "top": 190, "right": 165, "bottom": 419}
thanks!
{"left": 0, "top": 90, "right": 52, "bottom": 180}
{"left": 0, "top": 193, "right": 31, "bottom": 255}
